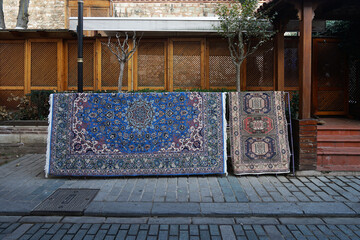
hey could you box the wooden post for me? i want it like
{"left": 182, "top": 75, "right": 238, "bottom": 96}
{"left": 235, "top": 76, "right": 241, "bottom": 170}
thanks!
{"left": 57, "top": 40, "right": 64, "bottom": 92}
{"left": 77, "top": 0, "right": 84, "bottom": 93}
{"left": 168, "top": 39, "right": 174, "bottom": 92}
{"left": 164, "top": 40, "right": 168, "bottom": 91}
{"left": 274, "top": 22, "right": 285, "bottom": 91}
{"left": 299, "top": 0, "right": 313, "bottom": 119}
{"left": 127, "top": 40, "right": 134, "bottom": 91}
{"left": 205, "top": 39, "right": 210, "bottom": 90}
{"left": 132, "top": 42, "right": 138, "bottom": 91}
{"left": 200, "top": 38, "right": 206, "bottom": 90}
{"left": 240, "top": 58, "right": 246, "bottom": 91}
{"left": 24, "top": 40, "right": 31, "bottom": 95}
{"left": 63, "top": 41, "right": 69, "bottom": 91}
{"left": 95, "top": 39, "right": 102, "bottom": 91}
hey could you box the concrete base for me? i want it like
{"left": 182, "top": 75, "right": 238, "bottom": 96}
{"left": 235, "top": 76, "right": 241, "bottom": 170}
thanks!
{"left": 0, "top": 125, "right": 48, "bottom": 144}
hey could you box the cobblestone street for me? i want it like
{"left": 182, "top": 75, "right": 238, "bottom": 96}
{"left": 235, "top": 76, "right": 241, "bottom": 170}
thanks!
{"left": 1, "top": 216, "right": 360, "bottom": 240}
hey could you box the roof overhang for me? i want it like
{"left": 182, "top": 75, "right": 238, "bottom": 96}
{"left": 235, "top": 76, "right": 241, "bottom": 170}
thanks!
{"left": 69, "top": 17, "right": 221, "bottom": 33}
{"left": 69, "top": 17, "right": 325, "bottom": 34}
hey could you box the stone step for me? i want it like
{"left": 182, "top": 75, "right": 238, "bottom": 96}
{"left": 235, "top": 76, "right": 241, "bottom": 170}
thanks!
{"left": 317, "top": 147, "right": 360, "bottom": 171}
{"left": 317, "top": 128, "right": 360, "bottom": 136}
{"left": 318, "top": 147, "right": 360, "bottom": 155}
{"left": 317, "top": 135, "right": 360, "bottom": 148}
{"left": 317, "top": 119, "right": 360, "bottom": 136}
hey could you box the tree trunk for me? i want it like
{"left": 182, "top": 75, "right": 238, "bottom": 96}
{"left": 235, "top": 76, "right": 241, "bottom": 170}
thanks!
{"left": 16, "top": 0, "right": 29, "bottom": 29}
{"left": 0, "top": 0, "right": 5, "bottom": 29}
{"left": 235, "top": 63, "right": 241, "bottom": 92}
{"left": 118, "top": 61, "right": 125, "bottom": 92}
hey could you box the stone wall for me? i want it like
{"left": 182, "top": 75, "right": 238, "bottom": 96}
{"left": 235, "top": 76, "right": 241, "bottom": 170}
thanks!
{"left": 3, "top": 0, "right": 65, "bottom": 29}
{"left": 0, "top": 125, "right": 48, "bottom": 144}
{"left": 112, "top": 0, "right": 268, "bottom": 18}
{"left": 113, "top": 2, "right": 218, "bottom": 17}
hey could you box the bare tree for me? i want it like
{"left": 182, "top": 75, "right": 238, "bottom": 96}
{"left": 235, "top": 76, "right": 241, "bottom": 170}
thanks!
{"left": 16, "top": 0, "right": 30, "bottom": 29}
{"left": 102, "top": 32, "right": 142, "bottom": 92}
{"left": 0, "top": 0, "right": 5, "bottom": 29}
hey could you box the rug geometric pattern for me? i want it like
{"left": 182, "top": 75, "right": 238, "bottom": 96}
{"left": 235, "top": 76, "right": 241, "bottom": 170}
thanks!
{"left": 229, "top": 91, "right": 290, "bottom": 175}
{"left": 46, "top": 92, "right": 227, "bottom": 177}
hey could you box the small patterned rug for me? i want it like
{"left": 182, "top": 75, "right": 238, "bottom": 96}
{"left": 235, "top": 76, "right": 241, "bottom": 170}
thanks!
{"left": 229, "top": 91, "right": 290, "bottom": 175}
{"left": 45, "top": 92, "right": 227, "bottom": 177}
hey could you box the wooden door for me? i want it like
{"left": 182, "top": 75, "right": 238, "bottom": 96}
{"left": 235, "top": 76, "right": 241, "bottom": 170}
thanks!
{"left": 312, "top": 39, "right": 348, "bottom": 115}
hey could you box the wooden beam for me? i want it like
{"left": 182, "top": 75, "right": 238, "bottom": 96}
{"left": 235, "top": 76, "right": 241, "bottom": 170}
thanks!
{"left": 92, "top": 41, "right": 96, "bottom": 91}
{"left": 57, "top": 40, "right": 64, "bottom": 92}
{"left": 128, "top": 41, "right": 134, "bottom": 91}
{"left": 0, "top": 86, "right": 24, "bottom": 90}
{"left": 205, "top": 39, "right": 210, "bottom": 89}
{"left": 95, "top": 39, "right": 102, "bottom": 91}
{"left": 240, "top": 58, "right": 246, "bottom": 91}
{"left": 299, "top": 0, "right": 313, "bottom": 119}
{"left": 164, "top": 40, "right": 168, "bottom": 91}
{"left": 63, "top": 41, "right": 69, "bottom": 91}
{"left": 274, "top": 23, "right": 285, "bottom": 91}
{"left": 132, "top": 43, "right": 138, "bottom": 91}
{"left": 200, "top": 38, "right": 206, "bottom": 90}
{"left": 24, "top": 40, "right": 31, "bottom": 95}
{"left": 68, "top": 0, "right": 110, "bottom": 8}
{"left": 168, "top": 39, "right": 174, "bottom": 92}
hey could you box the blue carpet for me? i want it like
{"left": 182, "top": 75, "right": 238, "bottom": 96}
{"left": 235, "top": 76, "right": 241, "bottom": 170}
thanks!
{"left": 46, "top": 92, "right": 227, "bottom": 177}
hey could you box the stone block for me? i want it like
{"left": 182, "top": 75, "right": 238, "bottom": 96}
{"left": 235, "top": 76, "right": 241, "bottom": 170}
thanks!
{"left": 21, "top": 134, "right": 47, "bottom": 144}
{"left": 152, "top": 203, "right": 200, "bottom": 216}
{"left": 0, "top": 134, "right": 21, "bottom": 144}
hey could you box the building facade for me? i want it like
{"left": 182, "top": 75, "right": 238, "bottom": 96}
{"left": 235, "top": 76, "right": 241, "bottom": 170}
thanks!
{"left": 1, "top": 0, "right": 359, "bottom": 171}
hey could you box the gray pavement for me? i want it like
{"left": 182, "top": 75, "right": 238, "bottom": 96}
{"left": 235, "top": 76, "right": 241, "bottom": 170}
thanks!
{"left": 1, "top": 154, "right": 359, "bottom": 217}
{"left": 1, "top": 154, "right": 360, "bottom": 239}
{"left": 1, "top": 216, "right": 360, "bottom": 239}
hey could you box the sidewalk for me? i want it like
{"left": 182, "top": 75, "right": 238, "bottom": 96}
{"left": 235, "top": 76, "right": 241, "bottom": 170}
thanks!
{"left": 1, "top": 154, "right": 360, "bottom": 239}
{"left": 1, "top": 154, "right": 359, "bottom": 218}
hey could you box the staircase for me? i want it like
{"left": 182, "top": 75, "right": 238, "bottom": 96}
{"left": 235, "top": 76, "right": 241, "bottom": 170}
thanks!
{"left": 317, "top": 118, "right": 360, "bottom": 171}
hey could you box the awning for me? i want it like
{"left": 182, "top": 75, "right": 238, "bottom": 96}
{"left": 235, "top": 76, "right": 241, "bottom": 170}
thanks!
{"left": 69, "top": 17, "right": 324, "bottom": 33}
{"left": 69, "top": 17, "right": 221, "bottom": 32}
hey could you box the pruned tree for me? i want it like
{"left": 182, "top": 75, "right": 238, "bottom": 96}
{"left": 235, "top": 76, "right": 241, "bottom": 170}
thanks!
{"left": 216, "top": 0, "right": 275, "bottom": 91}
{"left": 102, "top": 32, "right": 142, "bottom": 92}
{"left": 16, "top": 0, "right": 30, "bottom": 29}
{"left": 0, "top": 0, "right": 5, "bottom": 29}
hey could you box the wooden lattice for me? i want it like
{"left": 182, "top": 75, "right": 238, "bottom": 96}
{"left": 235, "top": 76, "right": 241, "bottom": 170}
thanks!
{"left": 91, "top": 8, "right": 109, "bottom": 17}
{"left": 137, "top": 42, "right": 165, "bottom": 87}
{"left": 173, "top": 41, "right": 201, "bottom": 88}
{"left": 0, "top": 42, "right": 25, "bottom": 87}
{"left": 246, "top": 41, "right": 274, "bottom": 87}
{"left": 101, "top": 42, "right": 128, "bottom": 88}
{"left": 317, "top": 42, "right": 345, "bottom": 88}
{"left": 31, "top": 42, "right": 58, "bottom": 87}
{"left": 0, "top": 90, "right": 23, "bottom": 109}
{"left": 209, "top": 40, "right": 236, "bottom": 87}
{"left": 349, "top": 58, "right": 360, "bottom": 104}
{"left": 68, "top": 42, "right": 95, "bottom": 88}
{"left": 318, "top": 91, "right": 345, "bottom": 111}
{"left": 284, "top": 38, "right": 299, "bottom": 88}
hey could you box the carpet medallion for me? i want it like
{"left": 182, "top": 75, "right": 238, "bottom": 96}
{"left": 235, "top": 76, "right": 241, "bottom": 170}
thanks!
{"left": 45, "top": 92, "right": 227, "bottom": 177}
{"left": 229, "top": 91, "right": 290, "bottom": 175}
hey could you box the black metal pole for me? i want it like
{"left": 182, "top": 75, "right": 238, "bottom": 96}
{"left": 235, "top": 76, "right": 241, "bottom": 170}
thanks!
{"left": 77, "top": 0, "right": 83, "bottom": 93}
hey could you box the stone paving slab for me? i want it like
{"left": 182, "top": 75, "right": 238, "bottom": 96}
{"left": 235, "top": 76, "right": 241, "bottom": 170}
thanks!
{"left": 84, "top": 202, "right": 153, "bottom": 217}
{"left": 1, "top": 154, "right": 360, "bottom": 218}
{"left": 1, "top": 216, "right": 360, "bottom": 240}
